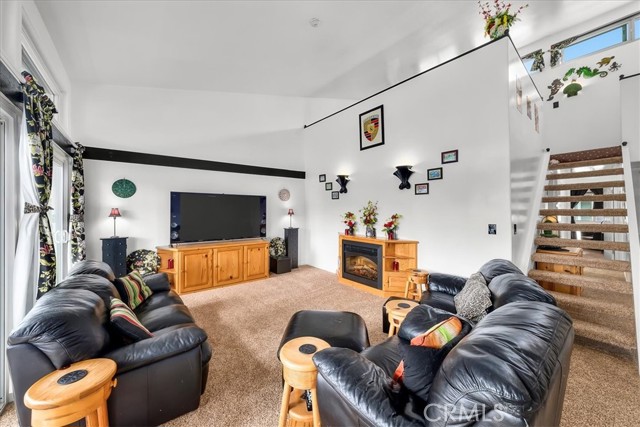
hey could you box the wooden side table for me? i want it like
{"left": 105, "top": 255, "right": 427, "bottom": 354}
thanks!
{"left": 385, "top": 300, "right": 419, "bottom": 336}
{"left": 404, "top": 269, "right": 429, "bottom": 301}
{"left": 278, "top": 337, "right": 330, "bottom": 427}
{"left": 25, "top": 358, "right": 117, "bottom": 427}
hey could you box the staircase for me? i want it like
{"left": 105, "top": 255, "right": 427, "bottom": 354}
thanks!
{"left": 528, "top": 146, "right": 637, "bottom": 359}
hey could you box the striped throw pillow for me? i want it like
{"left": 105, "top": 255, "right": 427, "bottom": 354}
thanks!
{"left": 110, "top": 297, "right": 153, "bottom": 342}
{"left": 113, "top": 271, "right": 153, "bottom": 310}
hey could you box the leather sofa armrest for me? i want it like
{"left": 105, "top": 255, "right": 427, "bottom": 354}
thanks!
{"left": 427, "top": 272, "right": 467, "bottom": 296}
{"left": 313, "top": 348, "right": 421, "bottom": 427}
{"left": 104, "top": 325, "right": 209, "bottom": 375}
{"left": 143, "top": 272, "right": 172, "bottom": 293}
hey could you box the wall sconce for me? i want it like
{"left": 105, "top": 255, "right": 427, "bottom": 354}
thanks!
{"left": 336, "top": 175, "right": 350, "bottom": 193}
{"left": 393, "top": 165, "right": 414, "bottom": 190}
{"left": 287, "top": 208, "right": 295, "bottom": 228}
{"left": 109, "top": 208, "right": 122, "bottom": 237}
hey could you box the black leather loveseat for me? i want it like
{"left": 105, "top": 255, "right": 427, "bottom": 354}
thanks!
{"left": 7, "top": 260, "right": 212, "bottom": 427}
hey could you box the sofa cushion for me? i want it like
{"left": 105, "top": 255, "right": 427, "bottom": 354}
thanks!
{"left": 55, "top": 274, "right": 120, "bottom": 308}
{"left": 134, "top": 291, "right": 184, "bottom": 315}
{"left": 477, "top": 259, "right": 523, "bottom": 283}
{"left": 114, "top": 271, "right": 153, "bottom": 309}
{"left": 427, "top": 273, "right": 468, "bottom": 296}
{"left": 68, "top": 260, "right": 115, "bottom": 281}
{"left": 398, "top": 305, "right": 455, "bottom": 342}
{"left": 489, "top": 273, "right": 556, "bottom": 309}
{"left": 8, "top": 289, "right": 109, "bottom": 369}
{"left": 454, "top": 273, "right": 491, "bottom": 322}
{"left": 143, "top": 272, "right": 173, "bottom": 293}
{"left": 136, "top": 304, "right": 195, "bottom": 332}
{"left": 419, "top": 292, "right": 456, "bottom": 314}
{"left": 361, "top": 336, "right": 403, "bottom": 377}
{"left": 425, "top": 302, "right": 574, "bottom": 423}
{"left": 110, "top": 297, "right": 153, "bottom": 342}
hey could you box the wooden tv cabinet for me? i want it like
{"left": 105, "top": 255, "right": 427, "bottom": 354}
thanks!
{"left": 338, "top": 235, "right": 419, "bottom": 298}
{"left": 157, "top": 239, "right": 269, "bottom": 294}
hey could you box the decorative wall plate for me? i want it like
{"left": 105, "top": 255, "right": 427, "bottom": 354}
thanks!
{"left": 112, "top": 179, "right": 137, "bottom": 198}
{"left": 278, "top": 189, "right": 290, "bottom": 201}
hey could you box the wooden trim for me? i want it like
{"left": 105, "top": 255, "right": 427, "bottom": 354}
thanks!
{"left": 84, "top": 146, "right": 306, "bottom": 179}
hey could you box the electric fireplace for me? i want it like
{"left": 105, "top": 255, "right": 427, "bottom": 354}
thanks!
{"left": 342, "top": 241, "right": 383, "bottom": 289}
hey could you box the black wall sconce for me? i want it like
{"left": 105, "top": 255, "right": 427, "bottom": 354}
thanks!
{"left": 393, "top": 165, "right": 414, "bottom": 190}
{"left": 336, "top": 175, "right": 350, "bottom": 193}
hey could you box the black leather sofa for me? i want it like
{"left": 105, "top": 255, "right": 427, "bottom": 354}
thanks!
{"left": 315, "top": 259, "right": 573, "bottom": 426}
{"left": 7, "top": 260, "right": 212, "bottom": 427}
{"left": 383, "top": 259, "right": 557, "bottom": 332}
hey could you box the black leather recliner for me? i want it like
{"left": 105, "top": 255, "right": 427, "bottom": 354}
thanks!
{"left": 314, "top": 301, "right": 574, "bottom": 426}
{"left": 7, "top": 260, "right": 212, "bottom": 427}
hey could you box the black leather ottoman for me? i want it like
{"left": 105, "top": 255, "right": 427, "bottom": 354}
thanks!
{"left": 278, "top": 310, "right": 370, "bottom": 358}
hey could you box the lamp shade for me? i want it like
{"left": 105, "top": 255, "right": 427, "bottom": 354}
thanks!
{"left": 288, "top": 209, "right": 294, "bottom": 216}
{"left": 109, "top": 208, "right": 121, "bottom": 218}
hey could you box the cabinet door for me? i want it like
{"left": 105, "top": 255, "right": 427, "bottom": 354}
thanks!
{"left": 215, "top": 246, "right": 243, "bottom": 286}
{"left": 245, "top": 245, "right": 268, "bottom": 281}
{"left": 180, "top": 250, "right": 212, "bottom": 292}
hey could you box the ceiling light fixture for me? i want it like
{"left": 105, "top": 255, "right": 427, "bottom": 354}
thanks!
{"left": 309, "top": 18, "right": 320, "bottom": 28}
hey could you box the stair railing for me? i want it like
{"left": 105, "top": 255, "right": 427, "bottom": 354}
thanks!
{"left": 620, "top": 142, "right": 640, "bottom": 371}
{"left": 519, "top": 148, "right": 551, "bottom": 272}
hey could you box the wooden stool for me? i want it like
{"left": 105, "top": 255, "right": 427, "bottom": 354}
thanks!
{"left": 385, "top": 300, "right": 419, "bottom": 336}
{"left": 404, "top": 270, "right": 429, "bottom": 301}
{"left": 25, "top": 358, "right": 117, "bottom": 427}
{"left": 278, "top": 336, "right": 330, "bottom": 427}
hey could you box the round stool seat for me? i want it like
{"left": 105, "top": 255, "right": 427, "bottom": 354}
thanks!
{"left": 25, "top": 358, "right": 117, "bottom": 427}
{"left": 384, "top": 300, "right": 419, "bottom": 336}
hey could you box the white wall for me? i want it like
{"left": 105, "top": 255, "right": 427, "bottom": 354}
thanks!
{"left": 302, "top": 39, "right": 514, "bottom": 277}
{"left": 533, "top": 40, "right": 640, "bottom": 155}
{"left": 73, "top": 83, "right": 353, "bottom": 262}
{"left": 508, "top": 42, "right": 545, "bottom": 272}
{"left": 621, "top": 75, "right": 640, "bottom": 159}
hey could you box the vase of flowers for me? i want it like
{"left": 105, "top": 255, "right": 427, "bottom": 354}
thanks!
{"left": 382, "top": 213, "right": 402, "bottom": 240}
{"left": 478, "top": 0, "right": 528, "bottom": 39}
{"left": 360, "top": 201, "right": 378, "bottom": 238}
{"left": 342, "top": 211, "right": 357, "bottom": 235}
{"left": 269, "top": 237, "right": 286, "bottom": 258}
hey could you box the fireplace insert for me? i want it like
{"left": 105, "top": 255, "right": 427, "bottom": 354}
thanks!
{"left": 342, "top": 242, "right": 382, "bottom": 289}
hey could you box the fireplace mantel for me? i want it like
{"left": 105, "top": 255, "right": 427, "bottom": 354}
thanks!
{"left": 338, "top": 234, "right": 419, "bottom": 297}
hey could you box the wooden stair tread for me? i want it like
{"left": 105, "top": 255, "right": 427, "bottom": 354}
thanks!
{"left": 544, "top": 180, "right": 625, "bottom": 191}
{"left": 534, "top": 237, "right": 630, "bottom": 251}
{"left": 550, "top": 291, "right": 635, "bottom": 320}
{"left": 542, "top": 194, "right": 627, "bottom": 203}
{"left": 528, "top": 269, "right": 632, "bottom": 294}
{"left": 532, "top": 252, "right": 631, "bottom": 271}
{"left": 539, "top": 209, "right": 627, "bottom": 217}
{"left": 546, "top": 168, "right": 624, "bottom": 180}
{"left": 537, "top": 223, "right": 629, "bottom": 233}
{"left": 547, "top": 156, "right": 623, "bottom": 170}
{"left": 571, "top": 319, "right": 637, "bottom": 356}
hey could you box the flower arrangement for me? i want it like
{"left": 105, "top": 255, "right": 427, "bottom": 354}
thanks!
{"left": 478, "top": 0, "right": 528, "bottom": 39}
{"left": 269, "top": 237, "right": 286, "bottom": 258}
{"left": 359, "top": 201, "right": 378, "bottom": 227}
{"left": 382, "top": 214, "right": 402, "bottom": 233}
{"left": 343, "top": 211, "right": 357, "bottom": 231}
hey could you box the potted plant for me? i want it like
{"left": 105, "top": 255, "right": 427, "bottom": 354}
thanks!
{"left": 359, "top": 201, "right": 378, "bottom": 238}
{"left": 342, "top": 211, "right": 357, "bottom": 235}
{"left": 269, "top": 237, "right": 291, "bottom": 274}
{"left": 382, "top": 213, "right": 402, "bottom": 240}
{"left": 478, "top": 0, "right": 528, "bottom": 39}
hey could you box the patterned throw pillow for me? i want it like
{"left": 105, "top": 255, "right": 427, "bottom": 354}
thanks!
{"left": 113, "top": 271, "right": 153, "bottom": 310}
{"left": 454, "top": 272, "right": 492, "bottom": 322}
{"left": 109, "top": 297, "right": 153, "bottom": 342}
{"left": 126, "top": 249, "right": 161, "bottom": 276}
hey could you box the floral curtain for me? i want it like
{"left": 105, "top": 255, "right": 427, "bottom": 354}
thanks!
{"left": 70, "top": 143, "right": 86, "bottom": 262}
{"left": 21, "top": 71, "right": 57, "bottom": 298}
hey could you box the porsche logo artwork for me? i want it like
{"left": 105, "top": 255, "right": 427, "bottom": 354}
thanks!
{"left": 363, "top": 115, "right": 379, "bottom": 141}
{"left": 359, "top": 105, "right": 385, "bottom": 151}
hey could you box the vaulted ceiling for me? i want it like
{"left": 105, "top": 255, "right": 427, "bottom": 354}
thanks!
{"left": 35, "top": 0, "right": 635, "bottom": 100}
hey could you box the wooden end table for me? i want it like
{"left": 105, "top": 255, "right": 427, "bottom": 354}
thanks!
{"left": 25, "top": 358, "right": 117, "bottom": 427}
{"left": 385, "top": 299, "right": 419, "bottom": 336}
{"left": 278, "top": 336, "right": 330, "bottom": 427}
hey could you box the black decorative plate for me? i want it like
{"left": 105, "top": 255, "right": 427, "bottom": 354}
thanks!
{"left": 112, "top": 179, "right": 136, "bottom": 198}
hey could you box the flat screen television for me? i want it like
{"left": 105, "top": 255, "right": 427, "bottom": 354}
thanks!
{"left": 170, "top": 192, "right": 266, "bottom": 243}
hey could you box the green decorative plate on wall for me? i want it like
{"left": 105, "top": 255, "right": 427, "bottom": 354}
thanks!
{"left": 112, "top": 178, "right": 137, "bottom": 198}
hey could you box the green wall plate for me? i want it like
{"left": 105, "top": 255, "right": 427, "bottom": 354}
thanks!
{"left": 112, "top": 179, "right": 137, "bottom": 198}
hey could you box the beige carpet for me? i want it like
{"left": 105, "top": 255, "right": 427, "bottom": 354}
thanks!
{"left": 1, "top": 265, "right": 639, "bottom": 426}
